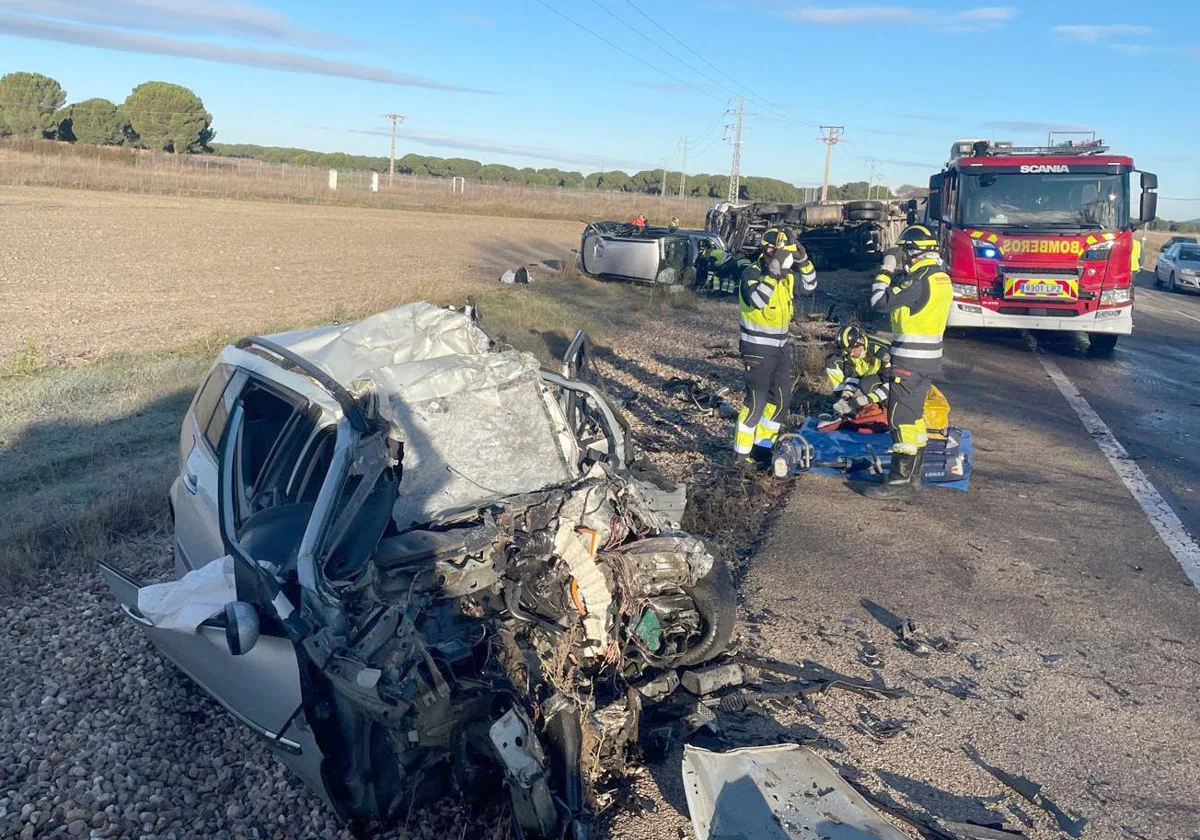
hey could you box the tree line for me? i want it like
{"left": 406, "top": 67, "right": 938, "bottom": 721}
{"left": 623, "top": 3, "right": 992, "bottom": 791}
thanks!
{"left": 213, "top": 142, "right": 896, "bottom": 202}
{"left": 1148, "top": 218, "right": 1200, "bottom": 234}
{"left": 0, "top": 71, "right": 213, "bottom": 153}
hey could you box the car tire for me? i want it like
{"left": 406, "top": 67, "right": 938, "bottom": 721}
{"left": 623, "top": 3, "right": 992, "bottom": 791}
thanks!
{"left": 673, "top": 558, "right": 737, "bottom": 668}
{"left": 1169, "top": 272, "right": 1178, "bottom": 293}
{"left": 844, "top": 200, "right": 885, "bottom": 213}
{"left": 846, "top": 208, "right": 884, "bottom": 222}
{"left": 1154, "top": 270, "right": 1162, "bottom": 288}
{"left": 1088, "top": 334, "right": 1119, "bottom": 355}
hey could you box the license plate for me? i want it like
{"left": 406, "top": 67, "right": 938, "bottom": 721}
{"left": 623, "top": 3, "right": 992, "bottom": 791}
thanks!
{"left": 1005, "top": 277, "right": 1078, "bottom": 300}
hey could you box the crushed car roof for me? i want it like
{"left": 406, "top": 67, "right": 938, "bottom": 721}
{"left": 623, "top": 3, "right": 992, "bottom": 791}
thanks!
{"left": 244, "top": 303, "right": 580, "bottom": 530}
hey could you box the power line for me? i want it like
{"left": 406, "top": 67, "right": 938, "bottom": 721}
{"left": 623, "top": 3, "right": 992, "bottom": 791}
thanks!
{"left": 586, "top": 0, "right": 748, "bottom": 102}
{"left": 530, "top": 0, "right": 725, "bottom": 105}
{"left": 618, "top": 0, "right": 817, "bottom": 128}
{"left": 382, "top": 113, "right": 406, "bottom": 186}
{"left": 819, "top": 125, "right": 844, "bottom": 202}
{"left": 678, "top": 135, "right": 690, "bottom": 198}
{"left": 725, "top": 99, "right": 745, "bottom": 204}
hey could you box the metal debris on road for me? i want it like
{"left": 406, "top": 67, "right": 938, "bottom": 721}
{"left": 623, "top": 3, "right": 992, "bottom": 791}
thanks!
{"left": 682, "top": 744, "right": 908, "bottom": 840}
{"left": 734, "top": 652, "right": 908, "bottom": 700}
{"left": 962, "top": 745, "right": 1088, "bottom": 838}
{"left": 853, "top": 704, "right": 912, "bottom": 740}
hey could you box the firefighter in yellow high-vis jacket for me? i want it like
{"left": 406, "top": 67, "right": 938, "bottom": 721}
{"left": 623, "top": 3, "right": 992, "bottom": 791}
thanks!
{"left": 859, "top": 224, "right": 952, "bottom": 498}
{"left": 734, "top": 228, "right": 817, "bottom": 469}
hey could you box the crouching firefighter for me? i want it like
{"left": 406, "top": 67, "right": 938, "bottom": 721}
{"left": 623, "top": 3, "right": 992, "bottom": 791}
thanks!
{"left": 735, "top": 228, "right": 817, "bottom": 468}
{"left": 825, "top": 325, "right": 892, "bottom": 422}
{"left": 858, "top": 224, "right": 952, "bottom": 498}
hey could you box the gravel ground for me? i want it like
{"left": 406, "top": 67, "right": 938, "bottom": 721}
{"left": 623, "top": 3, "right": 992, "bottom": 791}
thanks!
{"left": 0, "top": 186, "right": 580, "bottom": 362}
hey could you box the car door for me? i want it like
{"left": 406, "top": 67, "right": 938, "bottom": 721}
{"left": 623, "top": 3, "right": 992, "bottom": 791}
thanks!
{"left": 1160, "top": 244, "right": 1177, "bottom": 281}
{"left": 101, "top": 392, "right": 346, "bottom": 812}
{"left": 172, "top": 364, "right": 247, "bottom": 573}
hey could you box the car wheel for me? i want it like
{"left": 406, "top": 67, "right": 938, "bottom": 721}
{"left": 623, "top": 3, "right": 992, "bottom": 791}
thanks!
{"left": 1169, "top": 272, "right": 1178, "bottom": 293}
{"left": 1153, "top": 269, "right": 1162, "bottom": 288}
{"left": 672, "top": 558, "right": 737, "bottom": 668}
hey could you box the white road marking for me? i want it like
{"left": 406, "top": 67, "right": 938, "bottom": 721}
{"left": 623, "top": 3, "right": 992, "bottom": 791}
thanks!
{"left": 1032, "top": 344, "right": 1200, "bottom": 589}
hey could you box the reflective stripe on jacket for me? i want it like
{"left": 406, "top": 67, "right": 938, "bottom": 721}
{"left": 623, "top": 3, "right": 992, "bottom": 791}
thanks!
{"left": 740, "top": 262, "right": 794, "bottom": 348}
{"left": 872, "top": 256, "right": 952, "bottom": 373}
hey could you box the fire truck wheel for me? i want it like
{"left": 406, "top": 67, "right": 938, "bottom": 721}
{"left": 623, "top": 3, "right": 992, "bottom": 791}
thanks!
{"left": 1088, "top": 334, "right": 1119, "bottom": 356}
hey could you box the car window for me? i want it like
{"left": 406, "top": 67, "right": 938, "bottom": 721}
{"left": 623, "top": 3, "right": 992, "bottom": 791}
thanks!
{"left": 1179, "top": 246, "right": 1200, "bottom": 261}
{"left": 192, "top": 364, "right": 232, "bottom": 449}
{"left": 222, "top": 382, "right": 339, "bottom": 576}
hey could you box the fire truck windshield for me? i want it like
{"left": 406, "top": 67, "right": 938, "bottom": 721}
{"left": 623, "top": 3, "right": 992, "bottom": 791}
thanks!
{"left": 958, "top": 172, "right": 1128, "bottom": 231}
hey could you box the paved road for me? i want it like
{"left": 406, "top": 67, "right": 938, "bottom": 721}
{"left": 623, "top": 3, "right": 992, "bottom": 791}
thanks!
{"left": 739, "top": 281, "right": 1200, "bottom": 840}
{"left": 1049, "top": 272, "right": 1200, "bottom": 540}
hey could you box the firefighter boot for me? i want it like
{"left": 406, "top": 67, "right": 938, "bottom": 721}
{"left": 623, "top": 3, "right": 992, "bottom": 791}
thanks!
{"left": 859, "top": 450, "right": 922, "bottom": 500}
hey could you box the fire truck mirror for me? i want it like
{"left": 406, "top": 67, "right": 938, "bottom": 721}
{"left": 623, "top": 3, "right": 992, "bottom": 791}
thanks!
{"left": 1136, "top": 171, "right": 1158, "bottom": 227}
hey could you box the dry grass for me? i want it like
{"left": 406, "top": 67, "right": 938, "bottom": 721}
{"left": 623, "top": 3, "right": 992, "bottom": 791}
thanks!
{"left": 0, "top": 139, "right": 707, "bottom": 226}
{"left": 0, "top": 351, "right": 208, "bottom": 592}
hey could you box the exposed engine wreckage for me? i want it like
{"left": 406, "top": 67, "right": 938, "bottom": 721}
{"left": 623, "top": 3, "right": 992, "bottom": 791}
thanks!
{"left": 102, "top": 302, "right": 735, "bottom": 839}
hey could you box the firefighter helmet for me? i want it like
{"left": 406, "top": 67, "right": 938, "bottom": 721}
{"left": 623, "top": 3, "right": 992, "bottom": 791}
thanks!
{"left": 760, "top": 228, "right": 798, "bottom": 253}
{"left": 835, "top": 324, "right": 864, "bottom": 350}
{"left": 897, "top": 224, "right": 938, "bottom": 254}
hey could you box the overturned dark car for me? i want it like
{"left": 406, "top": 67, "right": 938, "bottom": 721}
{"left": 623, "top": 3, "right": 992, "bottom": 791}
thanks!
{"left": 99, "top": 302, "right": 734, "bottom": 838}
{"left": 707, "top": 198, "right": 924, "bottom": 271}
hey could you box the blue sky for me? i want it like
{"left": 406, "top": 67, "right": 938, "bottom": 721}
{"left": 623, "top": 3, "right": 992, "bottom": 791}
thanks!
{"left": 1, "top": 0, "right": 1198, "bottom": 217}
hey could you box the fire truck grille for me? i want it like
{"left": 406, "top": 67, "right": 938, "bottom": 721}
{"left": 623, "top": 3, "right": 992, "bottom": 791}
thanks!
{"left": 996, "top": 306, "right": 1081, "bottom": 317}
{"left": 1000, "top": 266, "right": 1081, "bottom": 278}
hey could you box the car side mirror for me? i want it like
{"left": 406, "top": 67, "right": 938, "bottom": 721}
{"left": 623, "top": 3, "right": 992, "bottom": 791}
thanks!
{"left": 224, "top": 601, "right": 260, "bottom": 655}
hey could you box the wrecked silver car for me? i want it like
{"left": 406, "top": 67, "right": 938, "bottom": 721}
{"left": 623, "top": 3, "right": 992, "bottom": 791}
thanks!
{"left": 580, "top": 220, "right": 726, "bottom": 286}
{"left": 99, "top": 302, "right": 734, "bottom": 838}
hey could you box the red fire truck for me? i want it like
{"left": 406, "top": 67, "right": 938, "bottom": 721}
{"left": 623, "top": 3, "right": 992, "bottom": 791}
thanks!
{"left": 927, "top": 137, "right": 1158, "bottom": 353}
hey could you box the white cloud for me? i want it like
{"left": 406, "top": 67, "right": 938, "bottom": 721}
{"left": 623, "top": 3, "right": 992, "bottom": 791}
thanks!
{"left": 1053, "top": 24, "right": 1154, "bottom": 42}
{"left": 0, "top": 12, "right": 492, "bottom": 92}
{"left": 786, "top": 5, "right": 920, "bottom": 24}
{"left": 0, "top": 0, "right": 351, "bottom": 48}
{"left": 955, "top": 6, "right": 1017, "bottom": 23}
{"left": 785, "top": 5, "right": 1015, "bottom": 30}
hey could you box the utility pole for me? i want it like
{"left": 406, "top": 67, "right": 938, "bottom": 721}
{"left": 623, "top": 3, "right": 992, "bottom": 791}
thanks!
{"left": 819, "top": 125, "right": 844, "bottom": 202}
{"left": 678, "top": 136, "right": 690, "bottom": 199}
{"left": 725, "top": 99, "right": 745, "bottom": 204}
{"left": 659, "top": 157, "right": 669, "bottom": 208}
{"left": 865, "top": 158, "right": 877, "bottom": 200}
{"left": 383, "top": 113, "right": 406, "bottom": 187}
